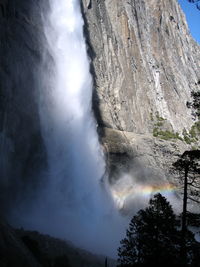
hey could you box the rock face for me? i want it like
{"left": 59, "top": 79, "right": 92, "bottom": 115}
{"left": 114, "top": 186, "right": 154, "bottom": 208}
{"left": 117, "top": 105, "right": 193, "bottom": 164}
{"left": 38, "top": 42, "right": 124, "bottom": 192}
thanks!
{"left": 0, "top": 0, "right": 47, "bottom": 215}
{"left": 82, "top": 0, "right": 200, "bottom": 182}
{"left": 0, "top": 220, "right": 114, "bottom": 267}
{"left": 0, "top": 220, "right": 41, "bottom": 267}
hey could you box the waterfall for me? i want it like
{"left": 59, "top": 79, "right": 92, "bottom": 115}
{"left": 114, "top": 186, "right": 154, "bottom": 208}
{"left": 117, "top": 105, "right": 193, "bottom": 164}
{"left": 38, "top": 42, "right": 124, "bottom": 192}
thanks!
{"left": 30, "top": 0, "right": 126, "bottom": 256}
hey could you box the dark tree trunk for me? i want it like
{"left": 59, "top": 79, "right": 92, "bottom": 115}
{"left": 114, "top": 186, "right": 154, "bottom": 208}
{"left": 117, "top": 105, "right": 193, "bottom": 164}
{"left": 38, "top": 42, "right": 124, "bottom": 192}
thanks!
{"left": 181, "top": 165, "right": 189, "bottom": 265}
{"left": 182, "top": 165, "right": 188, "bottom": 235}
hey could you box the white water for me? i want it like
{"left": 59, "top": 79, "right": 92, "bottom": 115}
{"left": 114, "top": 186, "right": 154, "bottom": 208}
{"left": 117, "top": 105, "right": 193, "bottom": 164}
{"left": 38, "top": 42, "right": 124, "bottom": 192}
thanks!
{"left": 33, "top": 0, "right": 126, "bottom": 256}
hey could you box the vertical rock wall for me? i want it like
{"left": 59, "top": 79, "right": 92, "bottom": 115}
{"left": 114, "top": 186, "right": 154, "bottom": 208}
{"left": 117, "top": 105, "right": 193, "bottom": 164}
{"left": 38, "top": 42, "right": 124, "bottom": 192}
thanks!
{"left": 0, "top": 0, "right": 47, "bottom": 215}
{"left": 82, "top": 0, "right": 200, "bottom": 180}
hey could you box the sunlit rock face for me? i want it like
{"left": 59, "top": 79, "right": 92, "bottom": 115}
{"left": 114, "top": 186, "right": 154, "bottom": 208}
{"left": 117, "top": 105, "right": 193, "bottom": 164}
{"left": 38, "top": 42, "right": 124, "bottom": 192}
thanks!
{"left": 82, "top": 0, "right": 200, "bottom": 182}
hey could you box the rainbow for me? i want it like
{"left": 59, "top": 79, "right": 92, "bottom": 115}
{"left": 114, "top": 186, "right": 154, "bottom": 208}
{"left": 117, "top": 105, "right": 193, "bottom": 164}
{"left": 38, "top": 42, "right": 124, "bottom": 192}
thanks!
{"left": 110, "top": 182, "right": 176, "bottom": 210}
{"left": 136, "top": 183, "right": 176, "bottom": 195}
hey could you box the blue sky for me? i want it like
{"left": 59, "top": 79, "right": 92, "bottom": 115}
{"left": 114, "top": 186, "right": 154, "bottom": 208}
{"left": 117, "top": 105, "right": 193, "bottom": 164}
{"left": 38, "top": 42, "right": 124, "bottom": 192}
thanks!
{"left": 178, "top": 0, "right": 200, "bottom": 43}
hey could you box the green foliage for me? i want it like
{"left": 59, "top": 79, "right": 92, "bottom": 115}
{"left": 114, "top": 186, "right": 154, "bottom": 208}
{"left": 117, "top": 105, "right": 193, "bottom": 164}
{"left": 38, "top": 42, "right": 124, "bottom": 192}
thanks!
{"left": 191, "top": 145, "right": 198, "bottom": 151}
{"left": 183, "top": 135, "right": 193, "bottom": 144}
{"left": 117, "top": 194, "right": 181, "bottom": 267}
{"left": 190, "top": 121, "right": 200, "bottom": 137}
{"left": 172, "top": 149, "right": 200, "bottom": 264}
{"left": 172, "top": 150, "right": 200, "bottom": 205}
{"left": 155, "top": 121, "right": 163, "bottom": 127}
{"left": 185, "top": 90, "right": 200, "bottom": 143}
{"left": 181, "top": 123, "right": 200, "bottom": 144}
{"left": 189, "top": 126, "right": 197, "bottom": 139}
{"left": 150, "top": 112, "right": 154, "bottom": 121}
{"left": 187, "top": 90, "right": 200, "bottom": 119}
{"left": 182, "top": 128, "right": 193, "bottom": 144}
{"left": 153, "top": 128, "right": 182, "bottom": 141}
{"left": 153, "top": 127, "right": 159, "bottom": 137}
{"left": 155, "top": 112, "right": 165, "bottom": 121}
{"left": 152, "top": 112, "right": 183, "bottom": 141}
{"left": 153, "top": 123, "right": 200, "bottom": 143}
{"left": 118, "top": 193, "right": 200, "bottom": 267}
{"left": 150, "top": 111, "right": 166, "bottom": 122}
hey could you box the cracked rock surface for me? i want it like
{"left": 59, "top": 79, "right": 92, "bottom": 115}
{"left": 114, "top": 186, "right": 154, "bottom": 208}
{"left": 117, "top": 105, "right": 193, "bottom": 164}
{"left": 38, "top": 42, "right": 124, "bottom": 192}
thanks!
{"left": 82, "top": 0, "right": 200, "bottom": 181}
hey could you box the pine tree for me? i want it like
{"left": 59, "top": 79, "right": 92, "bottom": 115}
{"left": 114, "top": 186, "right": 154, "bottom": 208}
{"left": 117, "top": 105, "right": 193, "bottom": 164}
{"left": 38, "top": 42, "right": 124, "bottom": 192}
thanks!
{"left": 117, "top": 194, "right": 180, "bottom": 267}
{"left": 172, "top": 150, "right": 200, "bottom": 264}
{"left": 173, "top": 151, "right": 200, "bottom": 224}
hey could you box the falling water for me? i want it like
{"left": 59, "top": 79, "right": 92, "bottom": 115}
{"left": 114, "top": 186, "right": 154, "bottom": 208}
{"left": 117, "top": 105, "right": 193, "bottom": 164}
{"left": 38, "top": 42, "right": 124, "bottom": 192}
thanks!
{"left": 32, "top": 0, "right": 126, "bottom": 256}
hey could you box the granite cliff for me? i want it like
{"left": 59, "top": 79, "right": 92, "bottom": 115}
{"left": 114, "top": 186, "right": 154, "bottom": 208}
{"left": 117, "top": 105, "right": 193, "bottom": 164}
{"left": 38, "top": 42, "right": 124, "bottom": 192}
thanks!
{"left": 82, "top": 0, "right": 200, "bottom": 183}
{"left": 0, "top": 0, "right": 48, "bottom": 216}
